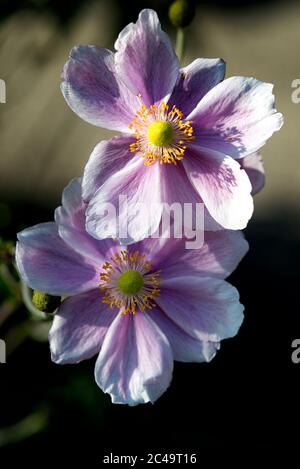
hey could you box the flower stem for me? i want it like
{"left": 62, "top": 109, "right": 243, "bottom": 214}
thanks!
{"left": 0, "top": 264, "right": 20, "bottom": 299}
{"left": 176, "top": 28, "right": 185, "bottom": 62}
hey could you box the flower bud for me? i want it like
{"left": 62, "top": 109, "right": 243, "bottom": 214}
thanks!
{"left": 168, "top": 0, "right": 196, "bottom": 28}
{"left": 32, "top": 290, "right": 61, "bottom": 313}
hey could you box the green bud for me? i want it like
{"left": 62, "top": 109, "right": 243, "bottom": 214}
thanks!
{"left": 168, "top": 0, "right": 196, "bottom": 28}
{"left": 32, "top": 290, "right": 61, "bottom": 313}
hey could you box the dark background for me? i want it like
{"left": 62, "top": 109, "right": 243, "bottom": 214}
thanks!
{"left": 0, "top": 0, "right": 299, "bottom": 463}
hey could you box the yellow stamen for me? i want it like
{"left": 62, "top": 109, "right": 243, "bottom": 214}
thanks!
{"left": 147, "top": 120, "right": 174, "bottom": 147}
{"left": 129, "top": 100, "right": 194, "bottom": 166}
{"left": 99, "top": 250, "right": 161, "bottom": 315}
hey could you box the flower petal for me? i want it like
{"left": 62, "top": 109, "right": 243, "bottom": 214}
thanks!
{"left": 159, "top": 161, "right": 222, "bottom": 231}
{"left": 160, "top": 161, "right": 201, "bottom": 207}
{"left": 16, "top": 222, "right": 98, "bottom": 295}
{"left": 86, "top": 157, "right": 163, "bottom": 244}
{"left": 160, "top": 231, "right": 248, "bottom": 280}
{"left": 157, "top": 276, "right": 244, "bottom": 342}
{"left": 133, "top": 227, "right": 248, "bottom": 280}
{"left": 152, "top": 307, "right": 219, "bottom": 363}
{"left": 183, "top": 146, "right": 254, "bottom": 229}
{"left": 188, "top": 76, "right": 283, "bottom": 158}
{"left": 55, "top": 178, "right": 117, "bottom": 261}
{"left": 168, "top": 58, "right": 225, "bottom": 116}
{"left": 114, "top": 9, "right": 179, "bottom": 106}
{"left": 82, "top": 135, "right": 135, "bottom": 202}
{"left": 238, "top": 152, "right": 265, "bottom": 195}
{"left": 95, "top": 312, "right": 173, "bottom": 405}
{"left": 61, "top": 46, "right": 139, "bottom": 132}
{"left": 49, "top": 289, "right": 115, "bottom": 364}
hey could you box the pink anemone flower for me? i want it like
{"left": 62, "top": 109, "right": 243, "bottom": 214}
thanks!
{"left": 61, "top": 9, "right": 282, "bottom": 242}
{"left": 16, "top": 178, "right": 248, "bottom": 405}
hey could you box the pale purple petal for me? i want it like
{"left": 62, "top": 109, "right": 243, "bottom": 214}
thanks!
{"left": 86, "top": 157, "right": 163, "bottom": 244}
{"left": 49, "top": 289, "right": 115, "bottom": 364}
{"left": 55, "top": 178, "right": 117, "bottom": 261}
{"left": 159, "top": 230, "right": 248, "bottom": 279}
{"left": 168, "top": 58, "right": 225, "bottom": 116}
{"left": 160, "top": 161, "right": 202, "bottom": 207}
{"left": 157, "top": 276, "right": 244, "bottom": 342}
{"left": 238, "top": 152, "right": 265, "bottom": 195}
{"left": 134, "top": 229, "right": 248, "bottom": 280}
{"left": 188, "top": 76, "right": 283, "bottom": 158}
{"left": 82, "top": 135, "right": 135, "bottom": 202}
{"left": 152, "top": 307, "right": 219, "bottom": 363}
{"left": 16, "top": 223, "right": 98, "bottom": 296}
{"left": 114, "top": 9, "right": 179, "bottom": 106}
{"left": 183, "top": 146, "right": 253, "bottom": 229}
{"left": 95, "top": 312, "right": 173, "bottom": 405}
{"left": 61, "top": 46, "right": 139, "bottom": 132}
{"left": 159, "top": 161, "right": 222, "bottom": 231}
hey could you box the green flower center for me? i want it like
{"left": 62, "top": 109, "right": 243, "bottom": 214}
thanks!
{"left": 117, "top": 270, "right": 144, "bottom": 295}
{"left": 147, "top": 120, "right": 174, "bottom": 147}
